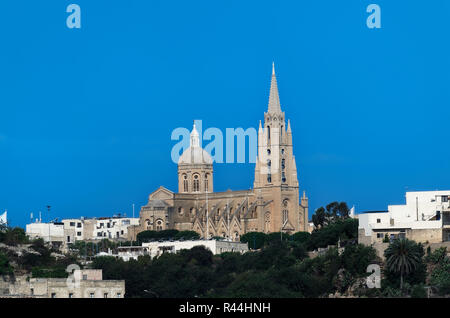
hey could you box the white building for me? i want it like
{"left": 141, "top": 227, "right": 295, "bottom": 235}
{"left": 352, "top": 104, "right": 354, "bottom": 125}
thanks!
{"left": 26, "top": 216, "right": 139, "bottom": 245}
{"left": 359, "top": 191, "right": 450, "bottom": 245}
{"left": 26, "top": 222, "right": 65, "bottom": 243}
{"left": 106, "top": 239, "right": 249, "bottom": 261}
{"left": 0, "top": 210, "right": 6, "bottom": 225}
{"left": 61, "top": 216, "right": 139, "bottom": 242}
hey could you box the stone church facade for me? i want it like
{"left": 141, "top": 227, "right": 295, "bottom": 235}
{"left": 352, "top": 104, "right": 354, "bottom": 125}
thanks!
{"left": 129, "top": 65, "right": 309, "bottom": 241}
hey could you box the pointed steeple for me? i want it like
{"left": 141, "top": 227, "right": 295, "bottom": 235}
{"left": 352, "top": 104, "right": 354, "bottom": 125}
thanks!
{"left": 268, "top": 62, "right": 282, "bottom": 114}
{"left": 287, "top": 119, "right": 292, "bottom": 133}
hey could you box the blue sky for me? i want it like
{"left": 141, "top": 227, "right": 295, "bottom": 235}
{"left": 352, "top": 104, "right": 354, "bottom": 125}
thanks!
{"left": 1, "top": 1, "right": 449, "bottom": 227}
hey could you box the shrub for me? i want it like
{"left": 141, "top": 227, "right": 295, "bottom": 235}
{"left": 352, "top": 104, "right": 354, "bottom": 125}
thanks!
{"left": 411, "top": 284, "right": 427, "bottom": 298}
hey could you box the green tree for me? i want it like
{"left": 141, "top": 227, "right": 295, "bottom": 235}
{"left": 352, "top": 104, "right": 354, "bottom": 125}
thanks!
{"left": 0, "top": 252, "right": 13, "bottom": 275}
{"left": 312, "top": 207, "right": 327, "bottom": 228}
{"left": 174, "top": 231, "right": 200, "bottom": 240}
{"left": 384, "top": 239, "right": 423, "bottom": 291}
{"left": 430, "top": 262, "right": 450, "bottom": 295}
{"left": 1, "top": 227, "right": 28, "bottom": 246}
{"left": 292, "top": 231, "right": 310, "bottom": 244}
{"left": 240, "top": 232, "right": 266, "bottom": 250}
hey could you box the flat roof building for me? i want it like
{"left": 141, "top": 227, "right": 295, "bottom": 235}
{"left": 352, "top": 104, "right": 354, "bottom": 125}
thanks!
{"left": 359, "top": 191, "right": 450, "bottom": 245}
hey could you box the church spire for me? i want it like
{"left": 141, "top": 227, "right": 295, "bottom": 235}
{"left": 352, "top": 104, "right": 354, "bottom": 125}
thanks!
{"left": 268, "top": 62, "right": 282, "bottom": 114}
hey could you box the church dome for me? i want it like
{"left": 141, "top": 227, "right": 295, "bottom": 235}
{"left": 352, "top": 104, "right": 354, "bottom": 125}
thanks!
{"left": 178, "top": 124, "right": 213, "bottom": 165}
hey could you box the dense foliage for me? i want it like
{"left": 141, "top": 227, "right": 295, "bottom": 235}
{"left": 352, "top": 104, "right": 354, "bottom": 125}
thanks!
{"left": 136, "top": 230, "right": 200, "bottom": 243}
{"left": 91, "top": 237, "right": 377, "bottom": 298}
{"left": 0, "top": 227, "right": 29, "bottom": 246}
{"left": 428, "top": 247, "right": 450, "bottom": 295}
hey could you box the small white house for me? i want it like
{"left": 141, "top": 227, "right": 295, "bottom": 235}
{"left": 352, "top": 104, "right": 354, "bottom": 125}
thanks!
{"left": 26, "top": 222, "right": 65, "bottom": 243}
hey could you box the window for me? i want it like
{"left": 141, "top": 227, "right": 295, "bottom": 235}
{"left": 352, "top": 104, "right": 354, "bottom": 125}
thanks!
{"left": 51, "top": 293, "right": 56, "bottom": 298}
{"left": 281, "top": 149, "right": 284, "bottom": 155}
{"left": 267, "top": 149, "right": 271, "bottom": 155}
{"left": 90, "top": 293, "right": 95, "bottom": 298}
{"left": 183, "top": 174, "right": 188, "bottom": 192}
{"left": 267, "top": 174, "right": 271, "bottom": 183}
{"left": 30, "top": 288, "right": 34, "bottom": 296}
{"left": 70, "top": 222, "right": 75, "bottom": 227}
{"left": 377, "top": 233, "right": 383, "bottom": 238}
{"left": 377, "top": 219, "right": 381, "bottom": 223}
{"left": 282, "top": 210, "right": 289, "bottom": 224}
{"left": 281, "top": 159, "right": 285, "bottom": 170}
{"left": 97, "top": 232, "right": 102, "bottom": 237}
{"left": 156, "top": 219, "right": 163, "bottom": 231}
{"left": 69, "top": 293, "right": 73, "bottom": 298}
{"left": 67, "top": 236, "right": 71, "bottom": 243}
{"left": 77, "top": 223, "right": 82, "bottom": 228}
{"left": 193, "top": 175, "right": 200, "bottom": 192}
{"left": 282, "top": 172, "right": 286, "bottom": 183}
{"left": 204, "top": 174, "right": 209, "bottom": 192}
{"left": 83, "top": 274, "right": 87, "bottom": 280}
{"left": 104, "top": 293, "right": 108, "bottom": 298}
{"left": 77, "top": 232, "right": 82, "bottom": 236}
{"left": 116, "top": 293, "right": 122, "bottom": 298}
{"left": 443, "top": 196, "right": 449, "bottom": 203}
{"left": 267, "top": 126, "right": 270, "bottom": 142}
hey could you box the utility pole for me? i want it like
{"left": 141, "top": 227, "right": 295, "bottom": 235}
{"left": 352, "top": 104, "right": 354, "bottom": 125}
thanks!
{"left": 206, "top": 190, "right": 209, "bottom": 239}
{"left": 47, "top": 205, "right": 51, "bottom": 244}
{"left": 227, "top": 197, "right": 230, "bottom": 241}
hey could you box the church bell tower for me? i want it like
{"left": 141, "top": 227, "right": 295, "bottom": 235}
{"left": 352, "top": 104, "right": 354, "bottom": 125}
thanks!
{"left": 253, "top": 63, "right": 307, "bottom": 233}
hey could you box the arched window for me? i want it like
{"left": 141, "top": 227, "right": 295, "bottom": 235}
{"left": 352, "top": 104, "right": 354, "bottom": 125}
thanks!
{"left": 282, "top": 172, "right": 286, "bottom": 183}
{"left": 281, "top": 159, "right": 285, "bottom": 170}
{"left": 183, "top": 174, "right": 188, "bottom": 192}
{"left": 267, "top": 126, "right": 270, "bottom": 143}
{"left": 282, "top": 210, "right": 289, "bottom": 225}
{"left": 264, "top": 212, "right": 271, "bottom": 233}
{"left": 267, "top": 174, "right": 271, "bottom": 183}
{"left": 204, "top": 174, "right": 209, "bottom": 192}
{"left": 156, "top": 219, "right": 163, "bottom": 231}
{"left": 178, "top": 207, "right": 184, "bottom": 216}
{"left": 193, "top": 174, "right": 200, "bottom": 192}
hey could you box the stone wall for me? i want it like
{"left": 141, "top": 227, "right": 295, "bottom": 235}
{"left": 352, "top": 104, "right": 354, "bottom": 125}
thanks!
{"left": 407, "top": 228, "right": 443, "bottom": 244}
{"left": 0, "top": 273, "right": 125, "bottom": 298}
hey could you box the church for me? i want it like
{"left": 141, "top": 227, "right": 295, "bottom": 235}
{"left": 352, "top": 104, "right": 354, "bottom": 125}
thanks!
{"left": 129, "top": 65, "right": 309, "bottom": 241}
